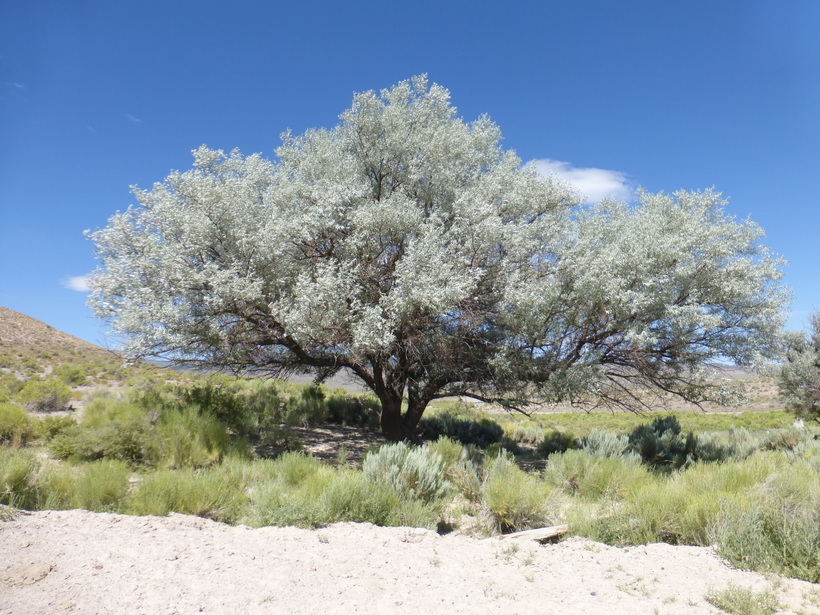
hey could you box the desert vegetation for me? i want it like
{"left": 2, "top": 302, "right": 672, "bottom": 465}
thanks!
{"left": 1, "top": 319, "right": 818, "bottom": 587}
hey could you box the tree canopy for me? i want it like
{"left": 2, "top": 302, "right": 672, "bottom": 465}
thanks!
{"left": 88, "top": 75, "right": 788, "bottom": 440}
{"left": 778, "top": 313, "right": 820, "bottom": 422}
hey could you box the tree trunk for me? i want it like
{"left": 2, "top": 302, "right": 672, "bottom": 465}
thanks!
{"left": 378, "top": 394, "right": 425, "bottom": 443}
{"left": 401, "top": 398, "right": 428, "bottom": 441}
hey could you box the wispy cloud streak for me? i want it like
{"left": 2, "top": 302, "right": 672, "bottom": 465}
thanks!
{"left": 63, "top": 275, "right": 93, "bottom": 292}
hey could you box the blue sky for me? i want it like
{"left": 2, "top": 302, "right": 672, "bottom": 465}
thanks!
{"left": 1, "top": 0, "right": 818, "bottom": 347}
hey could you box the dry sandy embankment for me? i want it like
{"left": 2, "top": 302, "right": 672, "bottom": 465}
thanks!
{"left": 2, "top": 510, "right": 818, "bottom": 614}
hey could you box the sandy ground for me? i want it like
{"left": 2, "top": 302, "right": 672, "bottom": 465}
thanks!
{"left": 1, "top": 510, "right": 818, "bottom": 615}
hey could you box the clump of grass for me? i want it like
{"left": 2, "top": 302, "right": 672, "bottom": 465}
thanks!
{"left": 320, "top": 471, "right": 438, "bottom": 528}
{"left": 544, "top": 449, "right": 650, "bottom": 500}
{"left": 123, "top": 467, "right": 244, "bottom": 522}
{"left": 705, "top": 583, "right": 781, "bottom": 615}
{"left": 427, "top": 438, "right": 483, "bottom": 503}
{"left": 481, "top": 453, "right": 555, "bottom": 533}
{"left": 158, "top": 405, "right": 228, "bottom": 469}
{"left": 73, "top": 460, "right": 131, "bottom": 511}
{"left": 37, "top": 463, "right": 78, "bottom": 509}
{"left": 52, "top": 364, "right": 88, "bottom": 385}
{"left": 426, "top": 436, "right": 466, "bottom": 470}
{"left": 0, "top": 503, "right": 15, "bottom": 521}
{"left": 242, "top": 454, "right": 440, "bottom": 529}
{"left": 39, "top": 414, "right": 78, "bottom": 440}
{"left": 502, "top": 421, "right": 543, "bottom": 445}
{"left": 710, "top": 458, "right": 820, "bottom": 583}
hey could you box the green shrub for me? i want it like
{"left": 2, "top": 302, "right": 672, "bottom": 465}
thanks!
{"left": 244, "top": 482, "right": 324, "bottom": 528}
{"left": 536, "top": 429, "right": 580, "bottom": 458}
{"left": 0, "top": 402, "right": 40, "bottom": 446}
{"left": 566, "top": 447, "right": 818, "bottom": 560}
{"left": 568, "top": 479, "right": 710, "bottom": 546}
{"left": 363, "top": 442, "right": 450, "bottom": 502}
{"left": 320, "top": 471, "right": 397, "bottom": 525}
{"left": 0, "top": 372, "right": 25, "bottom": 402}
{"left": 710, "top": 460, "right": 820, "bottom": 583}
{"left": 242, "top": 461, "right": 442, "bottom": 530}
{"left": 38, "top": 414, "right": 78, "bottom": 440}
{"left": 52, "top": 364, "right": 88, "bottom": 385}
{"left": 48, "top": 395, "right": 231, "bottom": 469}
{"left": 73, "top": 460, "right": 130, "bottom": 511}
{"left": 419, "top": 411, "right": 503, "bottom": 448}
{"left": 0, "top": 448, "right": 39, "bottom": 509}
{"left": 325, "top": 392, "right": 380, "bottom": 428}
{"left": 481, "top": 453, "right": 554, "bottom": 533}
{"left": 16, "top": 377, "right": 72, "bottom": 412}
{"left": 157, "top": 405, "right": 229, "bottom": 469}
{"left": 181, "top": 381, "right": 251, "bottom": 434}
{"left": 426, "top": 436, "right": 484, "bottom": 501}
{"left": 448, "top": 458, "right": 483, "bottom": 503}
{"left": 502, "top": 421, "right": 544, "bottom": 445}
{"left": 284, "top": 385, "right": 328, "bottom": 426}
{"left": 426, "top": 436, "right": 467, "bottom": 471}
{"left": 760, "top": 426, "right": 806, "bottom": 452}
{"left": 544, "top": 449, "right": 649, "bottom": 500}
{"left": 694, "top": 428, "right": 760, "bottom": 462}
{"left": 627, "top": 415, "right": 698, "bottom": 470}
{"left": 49, "top": 410, "right": 159, "bottom": 465}
{"left": 705, "top": 583, "right": 781, "bottom": 615}
{"left": 270, "top": 451, "right": 332, "bottom": 487}
{"left": 36, "top": 464, "right": 78, "bottom": 509}
{"left": 123, "top": 468, "right": 243, "bottom": 522}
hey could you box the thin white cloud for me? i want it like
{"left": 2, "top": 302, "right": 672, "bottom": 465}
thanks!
{"left": 11, "top": 82, "right": 25, "bottom": 90}
{"left": 530, "top": 159, "right": 633, "bottom": 203}
{"left": 63, "top": 275, "right": 93, "bottom": 292}
{"left": 125, "top": 113, "right": 142, "bottom": 123}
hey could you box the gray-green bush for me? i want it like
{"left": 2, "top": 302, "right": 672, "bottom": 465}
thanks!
{"left": 363, "top": 442, "right": 451, "bottom": 502}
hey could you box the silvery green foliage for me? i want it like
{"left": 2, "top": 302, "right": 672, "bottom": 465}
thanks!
{"left": 362, "top": 442, "right": 450, "bottom": 501}
{"left": 778, "top": 313, "right": 820, "bottom": 421}
{"left": 88, "top": 75, "right": 787, "bottom": 439}
{"left": 581, "top": 429, "right": 633, "bottom": 458}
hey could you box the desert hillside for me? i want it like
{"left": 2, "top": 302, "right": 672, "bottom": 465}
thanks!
{"left": 0, "top": 306, "right": 113, "bottom": 364}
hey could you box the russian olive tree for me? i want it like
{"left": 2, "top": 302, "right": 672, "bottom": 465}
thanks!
{"left": 88, "top": 76, "right": 787, "bottom": 440}
{"left": 778, "top": 313, "right": 820, "bottom": 422}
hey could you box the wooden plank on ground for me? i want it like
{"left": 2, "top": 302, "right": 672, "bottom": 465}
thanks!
{"left": 496, "top": 525, "right": 569, "bottom": 543}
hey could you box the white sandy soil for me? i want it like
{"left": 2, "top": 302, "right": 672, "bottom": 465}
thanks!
{"left": 1, "top": 510, "right": 818, "bottom": 615}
